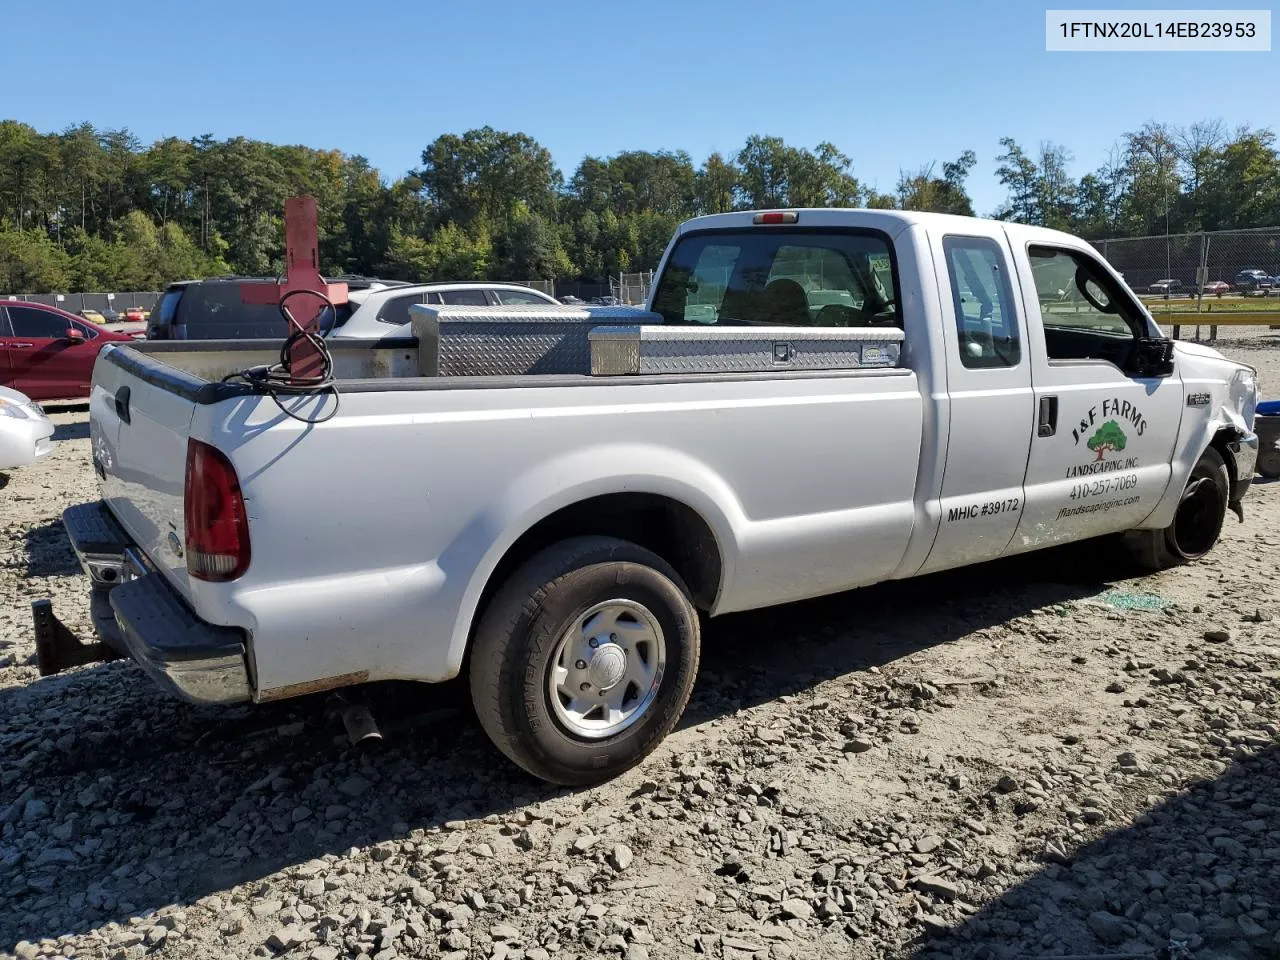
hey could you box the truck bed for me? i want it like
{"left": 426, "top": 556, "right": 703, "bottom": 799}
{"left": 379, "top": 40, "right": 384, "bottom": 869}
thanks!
{"left": 87, "top": 310, "right": 920, "bottom": 699}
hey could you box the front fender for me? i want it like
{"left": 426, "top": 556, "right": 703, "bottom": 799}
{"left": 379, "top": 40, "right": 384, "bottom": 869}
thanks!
{"left": 1141, "top": 358, "right": 1257, "bottom": 529}
{"left": 439, "top": 442, "right": 747, "bottom": 676}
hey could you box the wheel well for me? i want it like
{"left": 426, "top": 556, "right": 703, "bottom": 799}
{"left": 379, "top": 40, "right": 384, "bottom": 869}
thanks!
{"left": 474, "top": 494, "right": 723, "bottom": 625}
{"left": 1210, "top": 427, "right": 1241, "bottom": 489}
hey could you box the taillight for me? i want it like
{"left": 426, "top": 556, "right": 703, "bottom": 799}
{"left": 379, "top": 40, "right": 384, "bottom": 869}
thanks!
{"left": 184, "top": 438, "right": 251, "bottom": 581}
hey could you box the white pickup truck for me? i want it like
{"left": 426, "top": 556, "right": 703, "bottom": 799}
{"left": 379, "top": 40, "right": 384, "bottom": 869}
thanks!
{"left": 45, "top": 209, "right": 1260, "bottom": 786}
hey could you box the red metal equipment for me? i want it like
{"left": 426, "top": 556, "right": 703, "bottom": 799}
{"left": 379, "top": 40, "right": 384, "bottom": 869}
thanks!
{"left": 240, "top": 196, "right": 348, "bottom": 384}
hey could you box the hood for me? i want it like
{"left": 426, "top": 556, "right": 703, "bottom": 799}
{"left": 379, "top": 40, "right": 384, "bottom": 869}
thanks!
{"left": 1173, "top": 338, "right": 1258, "bottom": 377}
{"left": 1172, "top": 339, "right": 1230, "bottom": 362}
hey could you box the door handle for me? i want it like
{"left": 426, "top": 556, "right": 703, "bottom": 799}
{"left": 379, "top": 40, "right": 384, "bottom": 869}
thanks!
{"left": 1037, "top": 396, "right": 1058, "bottom": 438}
{"left": 8, "top": 342, "right": 34, "bottom": 349}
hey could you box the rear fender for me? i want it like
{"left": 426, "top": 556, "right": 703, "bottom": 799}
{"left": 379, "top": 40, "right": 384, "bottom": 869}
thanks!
{"left": 439, "top": 443, "right": 744, "bottom": 677}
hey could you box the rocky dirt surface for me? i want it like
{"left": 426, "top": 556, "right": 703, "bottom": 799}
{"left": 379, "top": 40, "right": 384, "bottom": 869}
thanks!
{"left": 2, "top": 331, "right": 1278, "bottom": 960}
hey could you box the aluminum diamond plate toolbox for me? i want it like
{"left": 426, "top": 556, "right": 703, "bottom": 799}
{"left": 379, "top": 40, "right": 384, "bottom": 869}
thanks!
{"left": 587, "top": 325, "right": 904, "bottom": 376}
{"left": 408, "top": 304, "right": 663, "bottom": 376}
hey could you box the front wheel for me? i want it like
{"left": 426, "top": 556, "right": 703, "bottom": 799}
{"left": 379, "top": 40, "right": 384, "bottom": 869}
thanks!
{"left": 1124, "top": 445, "right": 1230, "bottom": 571}
{"left": 469, "top": 536, "right": 701, "bottom": 786}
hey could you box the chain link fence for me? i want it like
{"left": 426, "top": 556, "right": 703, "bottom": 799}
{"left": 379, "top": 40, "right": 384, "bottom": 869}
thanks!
{"left": 1094, "top": 227, "right": 1280, "bottom": 298}
{"left": 518, "top": 280, "right": 556, "bottom": 297}
{"left": 0, "top": 291, "right": 162, "bottom": 315}
{"left": 610, "top": 271, "right": 654, "bottom": 306}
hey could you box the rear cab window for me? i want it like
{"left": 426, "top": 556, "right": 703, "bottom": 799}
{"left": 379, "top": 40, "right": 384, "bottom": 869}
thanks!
{"left": 651, "top": 228, "right": 901, "bottom": 329}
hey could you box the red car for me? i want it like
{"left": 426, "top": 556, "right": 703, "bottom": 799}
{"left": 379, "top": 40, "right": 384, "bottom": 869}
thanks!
{"left": 1, "top": 301, "right": 141, "bottom": 402}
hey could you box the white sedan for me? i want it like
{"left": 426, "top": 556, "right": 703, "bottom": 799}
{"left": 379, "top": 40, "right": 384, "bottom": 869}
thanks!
{"left": 0, "top": 386, "right": 55, "bottom": 471}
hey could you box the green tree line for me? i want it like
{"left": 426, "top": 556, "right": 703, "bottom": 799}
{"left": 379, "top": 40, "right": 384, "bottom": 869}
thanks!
{"left": 1, "top": 118, "right": 1277, "bottom": 293}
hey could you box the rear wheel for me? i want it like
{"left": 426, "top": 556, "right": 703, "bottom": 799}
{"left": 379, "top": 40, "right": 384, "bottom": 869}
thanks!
{"left": 1124, "top": 446, "right": 1229, "bottom": 571}
{"left": 469, "top": 536, "right": 701, "bottom": 786}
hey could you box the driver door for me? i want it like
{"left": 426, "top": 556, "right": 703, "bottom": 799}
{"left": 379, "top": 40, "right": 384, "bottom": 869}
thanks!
{"left": 5, "top": 305, "right": 100, "bottom": 402}
{"left": 1006, "top": 242, "right": 1183, "bottom": 553}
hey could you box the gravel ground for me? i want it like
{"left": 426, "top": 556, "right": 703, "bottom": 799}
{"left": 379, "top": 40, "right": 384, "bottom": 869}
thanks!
{"left": 2, "top": 329, "right": 1278, "bottom": 960}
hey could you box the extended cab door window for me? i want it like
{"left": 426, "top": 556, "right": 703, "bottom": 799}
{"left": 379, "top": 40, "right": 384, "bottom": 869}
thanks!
{"left": 946, "top": 238, "right": 1021, "bottom": 369}
{"left": 1008, "top": 242, "right": 1183, "bottom": 552}
{"left": 918, "top": 233, "right": 1034, "bottom": 575}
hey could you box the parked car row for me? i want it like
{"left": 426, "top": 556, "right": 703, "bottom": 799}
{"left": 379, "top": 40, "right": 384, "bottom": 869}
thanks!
{"left": 1146, "top": 270, "right": 1279, "bottom": 297}
{"left": 2, "top": 279, "right": 572, "bottom": 405}
{"left": 146, "top": 278, "right": 564, "bottom": 340}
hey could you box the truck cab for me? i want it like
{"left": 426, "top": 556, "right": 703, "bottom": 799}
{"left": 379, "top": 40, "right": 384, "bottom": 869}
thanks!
{"left": 646, "top": 209, "right": 1256, "bottom": 574}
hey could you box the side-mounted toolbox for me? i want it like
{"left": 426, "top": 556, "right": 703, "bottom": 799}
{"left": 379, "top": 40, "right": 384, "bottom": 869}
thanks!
{"left": 586, "top": 324, "right": 903, "bottom": 376}
{"left": 408, "top": 305, "right": 658, "bottom": 377}
{"left": 406, "top": 304, "right": 905, "bottom": 378}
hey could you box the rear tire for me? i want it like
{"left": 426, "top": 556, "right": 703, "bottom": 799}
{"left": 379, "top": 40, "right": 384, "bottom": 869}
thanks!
{"left": 1124, "top": 445, "right": 1229, "bottom": 571}
{"left": 469, "top": 536, "right": 701, "bottom": 786}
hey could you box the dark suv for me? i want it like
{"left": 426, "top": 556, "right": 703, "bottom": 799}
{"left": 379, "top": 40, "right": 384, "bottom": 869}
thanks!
{"left": 146, "top": 276, "right": 399, "bottom": 340}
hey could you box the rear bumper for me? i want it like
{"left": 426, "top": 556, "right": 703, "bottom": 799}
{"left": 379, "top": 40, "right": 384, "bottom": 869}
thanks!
{"left": 1224, "top": 432, "right": 1259, "bottom": 504}
{"left": 59, "top": 501, "right": 252, "bottom": 705}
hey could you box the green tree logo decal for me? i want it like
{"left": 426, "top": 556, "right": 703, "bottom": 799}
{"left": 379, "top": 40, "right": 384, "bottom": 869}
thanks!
{"left": 1087, "top": 420, "right": 1127, "bottom": 461}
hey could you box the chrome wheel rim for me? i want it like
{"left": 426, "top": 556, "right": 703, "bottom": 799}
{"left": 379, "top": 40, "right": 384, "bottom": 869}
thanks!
{"left": 547, "top": 599, "right": 666, "bottom": 739}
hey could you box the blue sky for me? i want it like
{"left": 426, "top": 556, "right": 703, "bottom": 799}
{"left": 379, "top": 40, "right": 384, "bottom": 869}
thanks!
{"left": 3, "top": 0, "right": 1275, "bottom": 216}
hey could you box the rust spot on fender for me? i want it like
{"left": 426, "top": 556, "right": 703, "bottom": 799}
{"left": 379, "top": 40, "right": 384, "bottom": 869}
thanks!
{"left": 256, "top": 670, "right": 369, "bottom": 702}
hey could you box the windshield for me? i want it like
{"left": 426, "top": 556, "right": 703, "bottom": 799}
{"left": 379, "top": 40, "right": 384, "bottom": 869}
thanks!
{"left": 650, "top": 228, "right": 900, "bottom": 328}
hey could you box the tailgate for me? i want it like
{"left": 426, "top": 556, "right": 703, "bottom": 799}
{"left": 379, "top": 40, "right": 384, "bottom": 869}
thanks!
{"left": 89, "top": 345, "right": 199, "bottom": 600}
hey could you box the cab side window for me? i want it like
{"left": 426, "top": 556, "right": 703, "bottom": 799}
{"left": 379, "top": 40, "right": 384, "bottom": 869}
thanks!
{"left": 941, "top": 235, "right": 1020, "bottom": 369}
{"left": 1028, "top": 245, "right": 1144, "bottom": 365}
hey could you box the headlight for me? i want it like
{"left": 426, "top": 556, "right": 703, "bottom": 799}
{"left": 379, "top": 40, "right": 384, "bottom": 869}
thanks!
{"left": 0, "top": 398, "right": 30, "bottom": 420}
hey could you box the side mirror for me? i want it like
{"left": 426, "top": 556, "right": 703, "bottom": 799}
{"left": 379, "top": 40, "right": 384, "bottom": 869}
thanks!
{"left": 1130, "top": 337, "right": 1175, "bottom": 378}
{"left": 64, "top": 327, "right": 86, "bottom": 344}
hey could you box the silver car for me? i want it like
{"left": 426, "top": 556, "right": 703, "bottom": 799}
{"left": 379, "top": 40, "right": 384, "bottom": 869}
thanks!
{"left": 0, "top": 385, "right": 55, "bottom": 472}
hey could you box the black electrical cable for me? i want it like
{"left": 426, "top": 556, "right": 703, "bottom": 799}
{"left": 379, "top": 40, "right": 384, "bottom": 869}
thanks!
{"left": 222, "top": 287, "right": 341, "bottom": 424}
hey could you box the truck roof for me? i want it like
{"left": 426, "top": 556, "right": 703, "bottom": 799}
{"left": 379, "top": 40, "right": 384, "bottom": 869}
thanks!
{"left": 674, "top": 208, "right": 1091, "bottom": 248}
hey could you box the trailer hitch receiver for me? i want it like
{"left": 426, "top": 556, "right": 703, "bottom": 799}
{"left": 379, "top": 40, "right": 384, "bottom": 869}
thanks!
{"left": 32, "top": 598, "right": 124, "bottom": 677}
